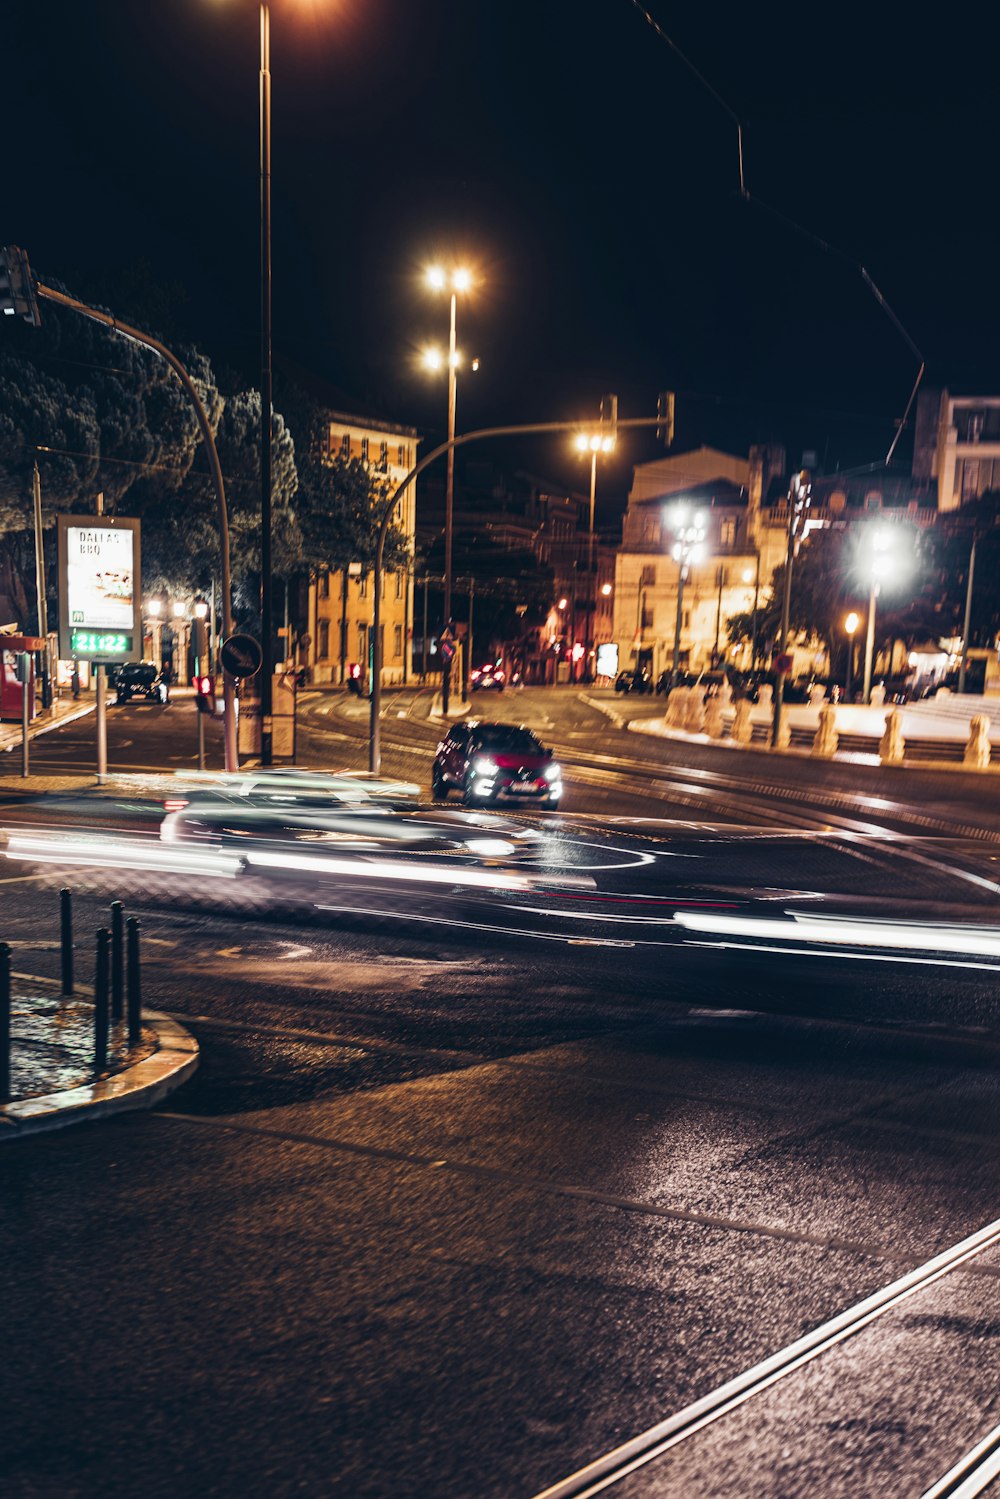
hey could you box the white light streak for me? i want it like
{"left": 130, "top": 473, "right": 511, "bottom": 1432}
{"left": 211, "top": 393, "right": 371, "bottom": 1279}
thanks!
{"left": 675, "top": 910, "right": 1000, "bottom": 959}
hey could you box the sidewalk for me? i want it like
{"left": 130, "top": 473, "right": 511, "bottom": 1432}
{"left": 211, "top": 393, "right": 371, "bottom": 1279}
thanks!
{"left": 622, "top": 695, "right": 1000, "bottom": 769}
{"left": 1, "top": 974, "right": 198, "bottom": 1139}
{"left": 0, "top": 694, "right": 94, "bottom": 758}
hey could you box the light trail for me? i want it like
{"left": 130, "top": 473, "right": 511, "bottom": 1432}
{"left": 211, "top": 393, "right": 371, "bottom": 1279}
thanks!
{"left": 674, "top": 909, "right": 1000, "bottom": 960}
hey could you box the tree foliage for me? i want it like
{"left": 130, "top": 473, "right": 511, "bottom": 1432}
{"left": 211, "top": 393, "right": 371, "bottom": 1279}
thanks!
{"left": 0, "top": 274, "right": 412, "bottom": 635}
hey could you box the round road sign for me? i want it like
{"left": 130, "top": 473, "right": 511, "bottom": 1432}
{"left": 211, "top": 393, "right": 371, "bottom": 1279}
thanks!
{"left": 221, "top": 633, "right": 263, "bottom": 679}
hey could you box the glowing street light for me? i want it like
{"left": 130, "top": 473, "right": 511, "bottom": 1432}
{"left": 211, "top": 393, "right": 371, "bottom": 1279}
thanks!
{"left": 665, "top": 503, "right": 707, "bottom": 684}
{"left": 601, "top": 582, "right": 613, "bottom": 597}
{"left": 424, "top": 262, "right": 475, "bottom": 710}
{"left": 845, "top": 609, "right": 860, "bottom": 702}
{"left": 862, "top": 527, "right": 896, "bottom": 703}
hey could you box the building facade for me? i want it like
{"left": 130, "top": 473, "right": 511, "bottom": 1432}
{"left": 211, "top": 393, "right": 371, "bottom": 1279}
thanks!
{"left": 913, "top": 387, "right": 1000, "bottom": 512}
{"left": 304, "top": 410, "right": 420, "bottom": 686}
{"left": 612, "top": 442, "right": 937, "bottom": 682}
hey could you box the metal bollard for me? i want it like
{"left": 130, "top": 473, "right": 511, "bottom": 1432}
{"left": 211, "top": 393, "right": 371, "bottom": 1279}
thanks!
{"left": 60, "top": 887, "right": 74, "bottom": 996}
{"left": 0, "top": 941, "right": 10, "bottom": 1105}
{"left": 94, "top": 929, "right": 110, "bottom": 1074}
{"left": 126, "top": 918, "right": 142, "bottom": 1050}
{"left": 110, "top": 901, "right": 124, "bottom": 1021}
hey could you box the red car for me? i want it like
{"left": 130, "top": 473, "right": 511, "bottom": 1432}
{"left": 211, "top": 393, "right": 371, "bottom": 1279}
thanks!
{"left": 432, "top": 721, "right": 563, "bottom": 808}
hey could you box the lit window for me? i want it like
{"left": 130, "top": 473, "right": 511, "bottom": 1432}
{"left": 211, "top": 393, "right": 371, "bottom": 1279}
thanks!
{"left": 397, "top": 444, "right": 406, "bottom": 466}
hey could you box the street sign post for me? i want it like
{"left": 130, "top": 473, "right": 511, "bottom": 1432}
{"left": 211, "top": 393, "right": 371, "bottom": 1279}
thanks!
{"left": 221, "top": 634, "right": 262, "bottom": 679}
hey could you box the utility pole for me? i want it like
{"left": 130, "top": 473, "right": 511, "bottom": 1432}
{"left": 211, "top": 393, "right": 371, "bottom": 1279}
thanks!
{"left": 958, "top": 534, "right": 977, "bottom": 695}
{"left": 94, "top": 492, "right": 108, "bottom": 786}
{"left": 32, "top": 462, "right": 50, "bottom": 708}
{"left": 771, "top": 470, "right": 811, "bottom": 749}
{"left": 259, "top": 1, "right": 274, "bottom": 766}
{"left": 422, "top": 575, "right": 429, "bottom": 682}
{"left": 463, "top": 576, "right": 475, "bottom": 701}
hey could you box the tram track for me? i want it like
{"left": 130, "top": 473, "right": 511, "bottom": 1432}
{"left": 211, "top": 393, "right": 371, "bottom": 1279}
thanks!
{"left": 531, "top": 1209, "right": 1000, "bottom": 1498}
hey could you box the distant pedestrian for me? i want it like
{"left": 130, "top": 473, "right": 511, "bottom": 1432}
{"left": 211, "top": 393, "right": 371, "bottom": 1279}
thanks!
{"left": 71, "top": 662, "right": 80, "bottom": 700}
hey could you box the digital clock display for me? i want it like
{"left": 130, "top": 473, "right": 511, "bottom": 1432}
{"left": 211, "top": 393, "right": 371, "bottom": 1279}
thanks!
{"left": 70, "top": 631, "right": 133, "bottom": 657}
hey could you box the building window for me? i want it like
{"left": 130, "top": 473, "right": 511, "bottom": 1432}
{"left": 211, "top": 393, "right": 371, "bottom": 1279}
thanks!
{"left": 720, "top": 519, "right": 737, "bottom": 547}
{"left": 359, "top": 573, "right": 368, "bottom": 598}
{"left": 641, "top": 606, "right": 654, "bottom": 629}
{"left": 319, "top": 571, "right": 330, "bottom": 599}
{"left": 361, "top": 437, "right": 369, "bottom": 463}
{"left": 395, "top": 571, "right": 404, "bottom": 599}
{"left": 683, "top": 610, "right": 690, "bottom": 630}
{"left": 640, "top": 564, "right": 656, "bottom": 588}
{"left": 318, "top": 619, "right": 330, "bottom": 658}
{"left": 379, "top": 441, "right": 388, "bottom": 469}
{"left": 864, "top": 492, "right": 882, "bottom": 511}
{"left": 397, "top": 444, "right": 406, "bottom": 466}
{"left": 357, "top": 623, "right": 368, "bottom": 660}
{"left": 393, "top": 624, "right": 402, "bottom": 658}
{"left": 340, "top": 433, "right": 351, "bottom": 459}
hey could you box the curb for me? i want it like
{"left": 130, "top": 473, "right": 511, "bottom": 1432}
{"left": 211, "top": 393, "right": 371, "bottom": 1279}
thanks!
{"left": 0, "top": 1010, "right": 199, "bottom": 1139}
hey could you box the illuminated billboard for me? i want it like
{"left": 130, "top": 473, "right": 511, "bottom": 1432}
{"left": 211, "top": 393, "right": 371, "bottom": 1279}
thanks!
{"left": 57, "top": 516, "right": 142, "bottom": 663}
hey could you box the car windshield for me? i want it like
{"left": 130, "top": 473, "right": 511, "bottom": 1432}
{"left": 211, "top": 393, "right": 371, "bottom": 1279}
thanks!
{"left": 473, "top": 727, "right": 542, "bottom": 753}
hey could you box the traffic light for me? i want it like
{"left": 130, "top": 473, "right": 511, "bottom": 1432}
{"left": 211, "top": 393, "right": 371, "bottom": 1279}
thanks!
{"left": 599, "top": 392, "right": 618, "bottom": 441}
{"left": 656, "top": 390, "right": 675, "bottom": 446}
{"left": 193, "top": 675, "right": 216, "bottom": 715}
{"left": 0, "top": 246, "right": 41, "bottom": 327}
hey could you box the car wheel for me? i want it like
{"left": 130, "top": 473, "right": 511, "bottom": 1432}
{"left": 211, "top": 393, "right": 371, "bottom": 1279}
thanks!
{"left": 431, "top": 767, "right": 448, "bottom": 801}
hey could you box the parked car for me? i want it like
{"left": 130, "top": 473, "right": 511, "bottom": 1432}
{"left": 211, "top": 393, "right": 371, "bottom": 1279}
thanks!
{"left": 614, "top": 669, "right": 653, "bottom": 695}
{"left": 114, "top": 662, "right": 170, "bottom": 705}
{"left": 655, "top": 670, "right": 698, "bottom": 695}
{"left": 432, "top": 721, "right": 563, "bottom": 808}
{"left": 471, "top": 664, "right": 505, "bottom": 693}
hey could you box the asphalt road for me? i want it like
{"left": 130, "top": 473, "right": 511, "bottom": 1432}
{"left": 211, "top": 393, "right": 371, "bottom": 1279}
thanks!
{"left": 4, "top": 689, "right": 1000, "bottom": 1498}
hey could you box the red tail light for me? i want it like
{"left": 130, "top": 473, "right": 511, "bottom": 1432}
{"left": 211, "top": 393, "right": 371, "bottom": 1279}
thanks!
{"left": 163, "top": 798, "right": 189, "bottom": 812}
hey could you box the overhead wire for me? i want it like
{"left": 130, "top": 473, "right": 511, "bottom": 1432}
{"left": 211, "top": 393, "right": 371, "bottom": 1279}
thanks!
{"left": 626, "top": 0, "right": 924, "bottom": 465}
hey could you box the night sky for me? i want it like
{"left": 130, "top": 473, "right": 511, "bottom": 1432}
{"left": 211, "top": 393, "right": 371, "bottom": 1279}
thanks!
{"left": 6, "top": 1, "right": 1000, "bottom": 518}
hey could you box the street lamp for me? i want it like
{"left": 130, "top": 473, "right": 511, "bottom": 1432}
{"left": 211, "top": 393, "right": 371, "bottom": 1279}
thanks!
{"left": 845, "top": 610, "right": 860, "bottom": 702}
{"left": 260, "top": 0, "right": 275, "bottom": 764}
{"left": 574, "top": 427, "right": 615, "bottom": 683}
{"left": 425, "top": 262, "right": 474, "bottom": 711}
{"left": 862, "top": 528, "right": 896, "bottom": 703}
{"left": 742, "top": 555, "right": 761, "bottom": 670}
{"left": 665, "top": 503, "right": 707, "bottom": 684}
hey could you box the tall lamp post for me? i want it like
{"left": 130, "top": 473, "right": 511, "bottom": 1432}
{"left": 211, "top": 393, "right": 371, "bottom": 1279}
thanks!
{"left": 958, "top": 533, "right": 977, "bottom": 696}
{"left": 665, "top": 504, "right": 707, "bottom": 684}
{"left": 861, "top": 527, "right": 896, "bottom": 703}
{"left": 259, "top": 0, "right": 274, "bottom": 765}
{"left": 424, "top": 264, "right": 473, "bottom": 711}
{"left": 575, "top": 428, "right": 615, "bottom": 681}
{"left": 844, "top": 611, "right": 860, "bottom": 702}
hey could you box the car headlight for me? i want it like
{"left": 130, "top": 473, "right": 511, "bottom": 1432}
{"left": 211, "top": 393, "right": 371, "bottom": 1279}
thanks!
{"left": 543, "top": 763, "right": 561, "bottom": 782}
{"left": 473, "top": 756, "right": 498, "bottom": 775}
